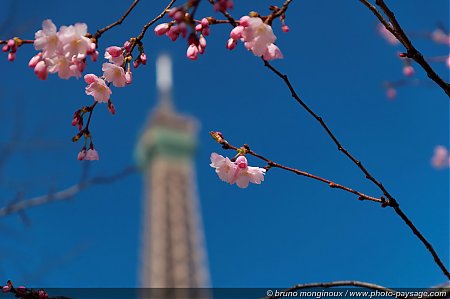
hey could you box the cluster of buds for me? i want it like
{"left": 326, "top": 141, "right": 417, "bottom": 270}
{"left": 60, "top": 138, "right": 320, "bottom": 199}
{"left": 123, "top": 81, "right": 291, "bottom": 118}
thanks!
{"left": 2, "top": 38, "right": 20, "bottom": 61}
{"left": 2, "top": 281, "right": 49, "bottom": 299}
{"left": 213, "top": 0, "right": 234, "bottom": 11}
{"left": 77, "top": 143, "right": 99, "bottom": 161}
{"left": 154, "top": 7, "right": 189, "bottom": 42}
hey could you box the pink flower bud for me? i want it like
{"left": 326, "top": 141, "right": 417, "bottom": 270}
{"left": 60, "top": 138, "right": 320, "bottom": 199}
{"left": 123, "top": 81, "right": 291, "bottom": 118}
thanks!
{"left": 140, "top": 53, "right": 147, "bottom": 65}
{"left": 199, "top": 36, "right": 207, "bottom": 48}
{"left": 403, "top": 65, "right": 414, "bottom": 77}
{"left": 2, "top": 286, "right": 10, "bottom": 293}
{"left": 91, "top": 50, "right": 99, "bottom": 62}
{"left": 186, "top": 44, "right": 199, "bottom": 60}
{"left": 106, "top": 46, "right": 123, "bottom": 58}
{"left": 195, "top": 24, "right": 203, "bottom": 32}
{"left": 154, "top": 23, "right": 170, "bottom": 36}
{"left": 2, "top": 45, "right": 9, "bottom": 52}
{"left": 198, "top": 45, "right": 205, "bottom": 54}
{"left": 34, "top": 60, "right": 48, "bottom": 80}
{"left": 77, "top": 149, "right": 87, "bottom": 160}
{"left": 133, "top": 59, "right": 141, "bottom": 68}
{"left": 226, "top": 38, "right": 237, "bottom": 50}
{"left": 28, "top": 53, "right": 42, "bottom": 68}
{"left": 108, "top": 101, "right": 116, "bottom": 115}
{"left": 202, "top": 27, "right": 210, "bottom": 36}
{"left": 7, "top": 39, "right": 15, "bottom": 47}
{"left": 7, "top": 52, "right": 16, "bottom": 61}
{"left": 230, "top": 26, "right": 244, "bottom": 40}
{"left": 168, "top": 8, "right": 179, "bottom": 18}
{"left": 125, "top": 71, "right": 132, "bottom": 84}
{"left": 177, "top": 22, "right": 188, "bottom": 38}
{"left": 239, "top": 16, "right": 250, "bottom": 27}
{"left": 282, "top": 25, "right": 290, "bottom": 32}
{"left": 201, "top": 18, "right": 210, "bottom": 27}
{"left": 85, "top": 148, "right": 99, "bottom": 161}
{"left": 173, "top": 10, "right": 185, "bottom": 22}
{"left": 123, "top": 41, "right": 131, "bottom": 52}
{"left": 166, "top": 26, "right": 180, "bottom": 41}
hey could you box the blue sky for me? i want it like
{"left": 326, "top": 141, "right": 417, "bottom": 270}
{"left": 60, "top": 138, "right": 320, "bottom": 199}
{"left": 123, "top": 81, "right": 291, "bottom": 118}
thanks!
{"left": 0, "top": 0, "right": 448, "bottom": 293}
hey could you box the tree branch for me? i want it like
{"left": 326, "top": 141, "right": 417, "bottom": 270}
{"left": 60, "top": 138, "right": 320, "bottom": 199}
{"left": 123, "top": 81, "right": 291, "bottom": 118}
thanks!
{"left": 264, "top": 280, "right": 403, "bottom": 299}
{"left": 0, "top": 166, "right": 136, "bottom": 217}
{"left": 359, "top": 0, "right": 450, "bottom": 98}
{"left": 92, "top": 0, "right": 141, "bottom": 40}
{"left": 212, "top": 133, "right": 383, "bottom": 204}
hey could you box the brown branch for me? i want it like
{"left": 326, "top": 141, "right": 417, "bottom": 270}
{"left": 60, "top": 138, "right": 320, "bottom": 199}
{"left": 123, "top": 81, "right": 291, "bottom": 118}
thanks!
{"left": 359, "top": 0, "right": 450, "bottom": 97}
{"left": 129, "top": 0, "right": 178, "bottom": 53}
{"left": 0, "top": 39, "right": 33, "bottom": 45}
{"left": 93, "top": 0, "right": 141, "bottom": 40}
{"left": 263, "top": 280, "right": 404, "bottom": 299}
{"left": 262, "top": 59, "right": 450, "bottom": 280}
{"left": 212, "top": 133, "right": 383, "bottom": 203}
{"left": 207, "top": 0, "right": 237, "bottom": 26}
{"left": 0, "top": 166, "right": 136, "bottom": 217}
{"left": 208, "top": 0, "right": 450, "bottom": 280}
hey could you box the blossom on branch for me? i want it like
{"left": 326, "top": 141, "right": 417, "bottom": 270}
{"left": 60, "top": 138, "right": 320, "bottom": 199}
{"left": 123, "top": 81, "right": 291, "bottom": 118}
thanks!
{"left": 228, "top": 16, "right": 283, "bottom": 60}
{"left": 210, "top": 153, "right": 266, "bottom": 188}
{"left": 102, "top": 63, "right": 127, "bottom": 87}
{"left": 431, "top": 145, "right": 450, "bottom": 169}
{"left": 32, "top": 19, "right": 97, "bottom": 80}
{"left": 84, "top": 74, "right": 111, "bottom": 103}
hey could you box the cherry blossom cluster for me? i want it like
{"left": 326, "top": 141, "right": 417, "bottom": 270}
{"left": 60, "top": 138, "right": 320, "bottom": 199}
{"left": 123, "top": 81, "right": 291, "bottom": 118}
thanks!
{"left": 29, "top": 20, "right": 98, "bottom": 80}
{"left": 431, "top": 145, "right": 450, "bottom": 169}
{"left": 71, "top": 43, "right": 137, "bottom": 161}
{"left": 154, "top": 5, "right": 209, "bottom": 61}
{"left": 210, "top": 153, "right": 266, "bottom": 188}
{"left": 2, "top": 280, "right": 49, "bottom": 299}
{"left": 227, "top": 15, "right": 283, "bottom": 60}
{"left": 1, "top": 38, "right": 20, "bottom": 61}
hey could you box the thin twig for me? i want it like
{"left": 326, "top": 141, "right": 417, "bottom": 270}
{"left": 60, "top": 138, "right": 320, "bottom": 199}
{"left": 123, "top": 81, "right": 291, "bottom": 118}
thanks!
{"left": 129, "top": 0, "right": 178, "bottom": 53}
{"left": 213, "top": 134, "right": 383, "bottom": 203}
{"left": 263, "top": 59, "right": 450, "bottom": 280}
{"left": 93, "top": 0, "right": 141, "bottom": 40}
{"left": 208, "top": 1, "right": 450, "bottom": 280}
{"left": 0, "top": 166, "right": 136, "bottom": 217}
{"left": 359, "top": 0, "right": 450, "bottom": 97}
{"left": 263, "top": 280, "right": 404, "bottom": 299}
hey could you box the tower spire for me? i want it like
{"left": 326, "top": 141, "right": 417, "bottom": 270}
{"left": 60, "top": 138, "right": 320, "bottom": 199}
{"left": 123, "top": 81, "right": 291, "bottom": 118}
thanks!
{"left": 156, "top": 54, "right": 173, "bottom": 111}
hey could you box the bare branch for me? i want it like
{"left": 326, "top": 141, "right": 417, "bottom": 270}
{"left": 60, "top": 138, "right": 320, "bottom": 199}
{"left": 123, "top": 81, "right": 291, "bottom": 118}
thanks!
{"left": 359, "top": 0, "right": 450, "bottom": 97}
{"left": 211, "top": 133, "right": 383, "bottom": 204}
{"left": 0, "top": 166, "right": 136, "bottom": 217}
{"left": 92, "top": 0, "right": 141, "bottom": 40}
{"left": 264, "top": 280, "right": 404, "bottom": 299}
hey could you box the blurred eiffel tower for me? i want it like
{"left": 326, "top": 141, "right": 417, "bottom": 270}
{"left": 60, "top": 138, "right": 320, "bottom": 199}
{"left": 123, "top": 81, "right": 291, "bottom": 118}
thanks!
{"left": 136, "top": 54, "right": 210, "bottom": 298}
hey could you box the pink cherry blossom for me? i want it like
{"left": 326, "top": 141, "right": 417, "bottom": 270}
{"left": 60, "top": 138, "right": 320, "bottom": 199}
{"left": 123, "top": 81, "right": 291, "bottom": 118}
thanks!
{"left": 34, "top": 19, "right": 60, "bottom": 58}
{"left": 210, "top": 153, "right": 266, "bottom": 188}
{"left": 431, "top": 29, "right": 450, "bottom": 45}
{"left": 431, "top": 145, "right": 450, "bottom": 169}
{"left": 228, "top": 17, "right": 283, "bottom": 60}
{"left": 57, "top": 23, "right": 93, "bottom": 59}
{"left": 102, "top": 63, "right": 127, "bottom": 87}
{"left": 46, "top": 55, "right": 81, "bottom": 79}
{"left": 77, "top": 148, "right": 87, "bottom": 160}
{"left": 84, "top": 74, "right": 112, "bottom": 103}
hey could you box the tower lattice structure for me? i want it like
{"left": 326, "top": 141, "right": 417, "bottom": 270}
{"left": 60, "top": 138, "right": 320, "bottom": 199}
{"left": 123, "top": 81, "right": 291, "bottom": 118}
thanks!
{"left": 136, "top": 55, "right": 210, "bottom": 298}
